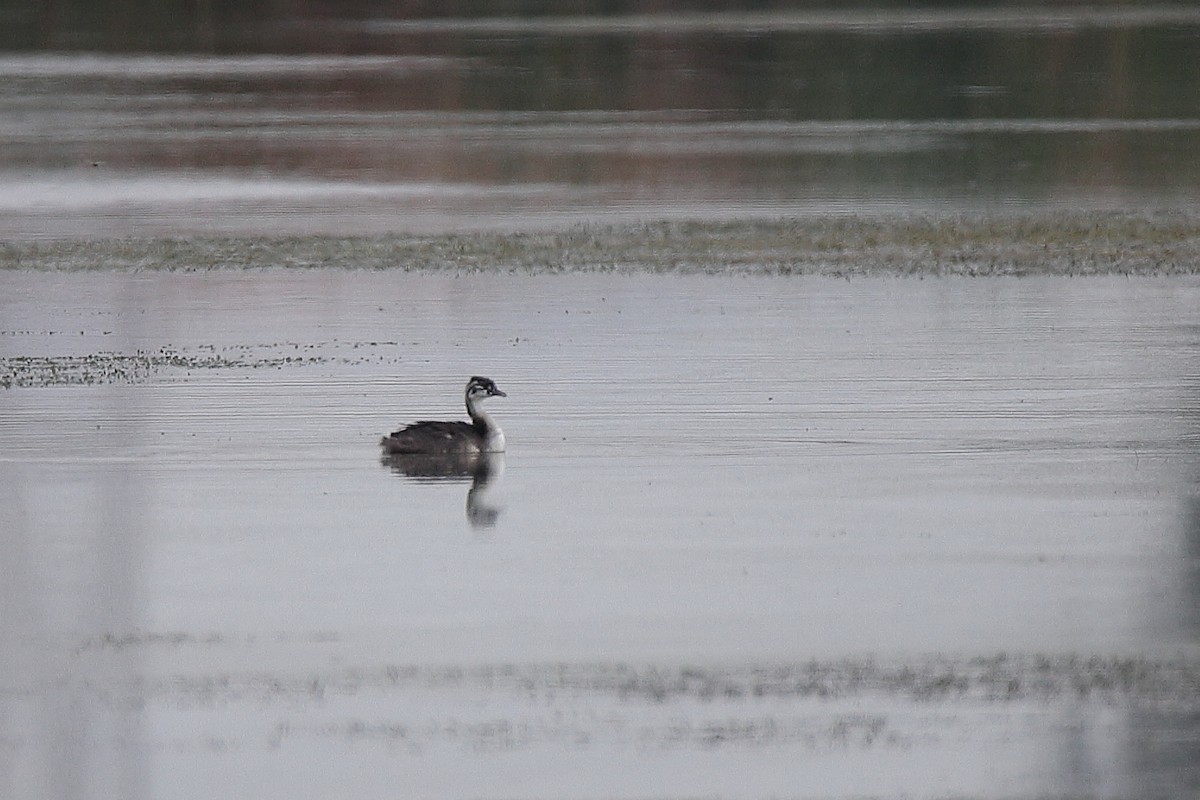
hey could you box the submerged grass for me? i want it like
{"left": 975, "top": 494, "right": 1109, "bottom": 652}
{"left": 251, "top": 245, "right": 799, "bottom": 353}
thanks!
{"left": 0, "top": 341, "right": 399, "bottom": 388}
{"left": 0, "top": 348, "right": 323, "bottom": 388}
{"left": 4, "top": 211, "right": 1200, "bottom": 275}
{"left": 70, "top": 634, "right": 1200, "bottom": 710}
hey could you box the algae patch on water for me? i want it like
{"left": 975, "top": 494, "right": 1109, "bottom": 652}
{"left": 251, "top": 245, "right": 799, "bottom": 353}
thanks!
{"left": 5, "top": 211, "right": 1200, "bottom": 275}
{"left": 0, "top": 348, "right": 322, "bottom": 388}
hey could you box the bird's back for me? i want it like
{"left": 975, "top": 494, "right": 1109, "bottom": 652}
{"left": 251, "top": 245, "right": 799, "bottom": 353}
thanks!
{"left": 380, "top": 420, "right": 484, "bottom": 455}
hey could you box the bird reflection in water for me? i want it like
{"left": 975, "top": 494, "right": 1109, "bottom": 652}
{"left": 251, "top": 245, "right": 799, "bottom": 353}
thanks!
{"left": 380, "top": 451, "right": 505, "bottom": 529}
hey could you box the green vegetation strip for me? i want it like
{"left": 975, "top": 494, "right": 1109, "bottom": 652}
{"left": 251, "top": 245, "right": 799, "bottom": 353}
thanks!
{"left": 4, "top": 212, "right": 1200, "bottom": 275}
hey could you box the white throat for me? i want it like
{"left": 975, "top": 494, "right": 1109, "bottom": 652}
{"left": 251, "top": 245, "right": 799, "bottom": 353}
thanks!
{"left": 467, "top": 399, "right": 506, "bottom": 452}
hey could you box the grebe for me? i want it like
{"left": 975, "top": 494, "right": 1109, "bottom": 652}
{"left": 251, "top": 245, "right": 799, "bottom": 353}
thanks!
{"left": 380, "top": 376, "right": 507, "bottom": 455}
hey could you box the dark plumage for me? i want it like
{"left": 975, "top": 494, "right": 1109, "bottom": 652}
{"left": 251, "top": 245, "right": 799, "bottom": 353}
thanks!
{"left": 380, "top": 376, "right": 507, "bottom": 455}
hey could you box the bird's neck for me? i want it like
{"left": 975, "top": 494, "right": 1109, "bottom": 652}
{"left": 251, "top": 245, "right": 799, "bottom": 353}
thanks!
{"left": 466, "top": 397, "right": 492, "bottom": 431}
{"left": 467, "top": 398, "right": 504, "bottom": 451}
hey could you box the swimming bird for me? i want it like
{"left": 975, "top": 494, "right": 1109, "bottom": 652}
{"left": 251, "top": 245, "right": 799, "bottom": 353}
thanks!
{"left": 380, "top": 376, "right": 507, "bottom": 455}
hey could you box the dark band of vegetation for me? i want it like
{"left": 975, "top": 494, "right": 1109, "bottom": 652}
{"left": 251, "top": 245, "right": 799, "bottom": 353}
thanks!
{"left": 0, "top": 348, "right": 327, "bottom": 389}
{"left": 65, "top": 634, "right": 1200, "bottom": 709}
{"left": 4, "top": 212, "right": 1200, "bottom": 276}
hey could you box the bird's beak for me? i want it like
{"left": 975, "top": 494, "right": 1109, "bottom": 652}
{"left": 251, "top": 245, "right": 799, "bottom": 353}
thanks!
{"left": 492, "top": 388, "right": 507, "bottom": 397}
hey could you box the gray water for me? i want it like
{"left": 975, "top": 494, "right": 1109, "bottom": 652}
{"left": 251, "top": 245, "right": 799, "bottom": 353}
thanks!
{"left": 4, "top": 7, "right": 1200, "bottom": 239}
{"left": 2, "top": 270, "right": 1199, "bottom": 798}
{"left": 4, "top": 5, "right": 1200, "bottom": 799}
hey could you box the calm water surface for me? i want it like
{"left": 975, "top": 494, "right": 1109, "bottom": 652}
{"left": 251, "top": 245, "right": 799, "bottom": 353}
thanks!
{"left": 3, "top": 5, "right": 1200, "bottom": 798}
{"left": 4, "top": 7, "right": 1200, "bottom": 238}
{"left": 2, "top": 270, "right": 1199, "bottom": 798}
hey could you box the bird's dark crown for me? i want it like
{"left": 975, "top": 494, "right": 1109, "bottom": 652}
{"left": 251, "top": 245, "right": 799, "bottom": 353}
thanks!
{"left": 468, "top": 376, "right": 502, "bottom": 393}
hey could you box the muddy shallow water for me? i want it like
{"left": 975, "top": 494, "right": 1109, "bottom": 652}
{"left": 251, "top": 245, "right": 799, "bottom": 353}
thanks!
{"left": 2, "top": 268, "right": 1199, "bottom": 798}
